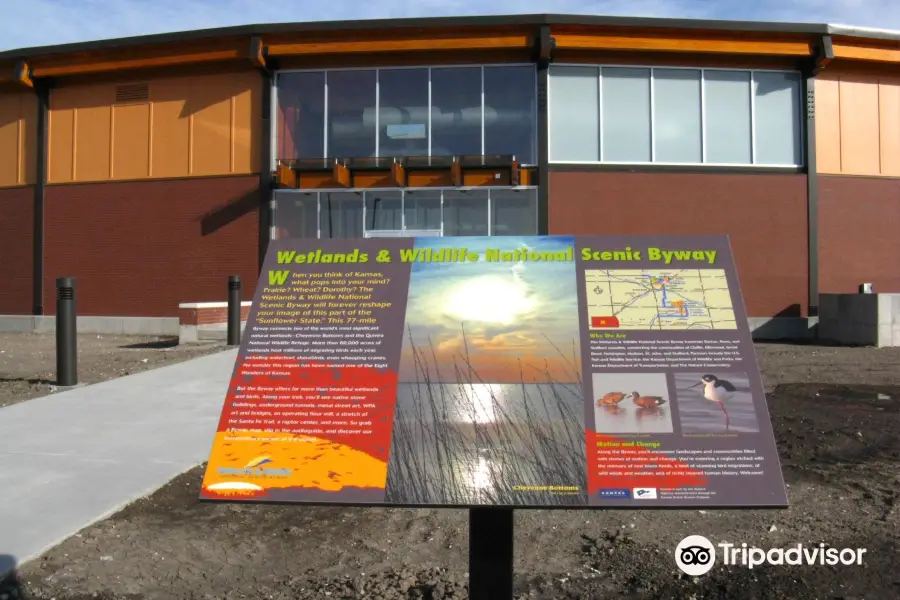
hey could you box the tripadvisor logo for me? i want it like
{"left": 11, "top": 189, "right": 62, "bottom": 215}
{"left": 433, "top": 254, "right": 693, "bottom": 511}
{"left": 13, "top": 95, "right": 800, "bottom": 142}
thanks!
{"left": 675, "top": 535, "right": 867, "bottom": 576}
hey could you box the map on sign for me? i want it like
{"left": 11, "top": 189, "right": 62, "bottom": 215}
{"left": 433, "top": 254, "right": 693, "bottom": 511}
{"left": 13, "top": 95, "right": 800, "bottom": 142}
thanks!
{"left": 584, "top": 269, "right": 738, "bottom": 330}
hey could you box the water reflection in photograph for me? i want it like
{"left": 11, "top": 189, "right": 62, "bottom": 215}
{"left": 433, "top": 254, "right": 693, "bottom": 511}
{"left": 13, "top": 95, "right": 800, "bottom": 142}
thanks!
{"left": 384, "top": 382, "right": 588, "bottom": 506}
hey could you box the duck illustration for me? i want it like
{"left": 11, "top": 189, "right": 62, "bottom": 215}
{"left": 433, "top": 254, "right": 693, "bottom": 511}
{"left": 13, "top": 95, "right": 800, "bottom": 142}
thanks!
{"left": 629, "top": 391, "right": 667, "bottom": 409}
{"left": 596, "top": 392, "right": 627, "bottom": 407}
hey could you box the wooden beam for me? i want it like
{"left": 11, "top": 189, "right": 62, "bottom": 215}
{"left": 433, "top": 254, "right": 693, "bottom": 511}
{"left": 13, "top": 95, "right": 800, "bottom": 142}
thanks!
{"left": 814, "top": 35, "right": 834, "bottom": 72}
{"left": 832, "top": 41, "right": 900, "bottom": 64}
{"left": 266, "top": 33, "right": 531, "bottom": 56}
{"left": 275, "top": 165, "right": 298, "bottom": 189}
{"left": 250, "top": 36, "right": 266, "bottom": 68}
{"left": 552, "top": 32, "right": 813, "bottom": 57}
{"left": 14, "top": 61, "right": 33, "bottom": 88}
{"left": 333, "top": 162, "right": 351, "bottom": 187}
{"left": 391, "top": 162, "right": 407, "bottom": 187}
{"left": 30, "top": 46, "right": 246, "bottom": 78}
{"left": 511, "top": 162, "right": 535, "bottom": 187}
{"left": 521, "top": 168, "right": 534, "bottom": 186}
{"left": 450, "top": 160, "right": 463, "bottom": 187}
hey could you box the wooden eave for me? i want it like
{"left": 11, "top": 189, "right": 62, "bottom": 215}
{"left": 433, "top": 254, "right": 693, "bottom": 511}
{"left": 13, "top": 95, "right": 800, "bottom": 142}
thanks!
{"left": 3, "top": 20, "right": 900, "bottom": 86}
{"left": 830, "top": 35, "right": 900, "bottom": 64}
{"left": 549, "top": 25, "right": 816, "bottom": 57}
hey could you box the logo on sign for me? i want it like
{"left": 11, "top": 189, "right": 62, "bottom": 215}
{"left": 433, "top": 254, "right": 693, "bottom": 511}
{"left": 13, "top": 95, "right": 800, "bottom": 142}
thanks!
{"left": 675, "top": 535, "right": 717, "bottom": 576}
{"left": 633, "top": 487, "right": 657, "bottom": 499}
{"left": 599, "top": 488, "right": 631, "bottom": 499}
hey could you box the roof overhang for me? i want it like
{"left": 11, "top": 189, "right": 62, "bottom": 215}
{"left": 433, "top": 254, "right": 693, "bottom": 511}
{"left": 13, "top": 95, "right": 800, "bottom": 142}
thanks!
{"left": 0, "top": 14, "right": 898, "bottom": 84}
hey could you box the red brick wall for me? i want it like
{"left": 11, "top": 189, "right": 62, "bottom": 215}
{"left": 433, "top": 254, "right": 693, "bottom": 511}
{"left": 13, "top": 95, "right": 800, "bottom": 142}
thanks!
{"left": 819, "top": 175, "right": 900, "bottom": 294}
{"left": 179, "top": 304, "right": 252, "bottom": 325}
{"left": 43, "top": 176, "right": 261, "bottom": 317}
{"left": 0, "top": 186, "right": 34, "bottom": 314}
{"left": 548, "top": 171, "right": 809, "bottom": 317}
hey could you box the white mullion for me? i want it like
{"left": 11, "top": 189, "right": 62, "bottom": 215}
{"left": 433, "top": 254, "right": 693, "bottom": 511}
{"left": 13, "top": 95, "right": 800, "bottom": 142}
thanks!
{"left": 750, "top": 71, "right": 757, "bottom": 164}
{"left": 700, "top": 69, "right": 707, "bottom": 164}
{"left": 316, "top": 193, "right": 322, "bottom": 239}
{"left": 487, "top": 190, "right": 492, "bottom": 236}
{"left": 440, "top": 190, "right": 445, "bottom": 236}
{"left": 649, "top": 67, "right": 656, "bottom": 163}
{"left": 375, "top": 70, "right": 380, "bottom": 159}
{"left": 323, "top": 72, "right": 329, "bottom": 159}
{"left": 270, "top": 75, "right": 278, "bottom": 171}
{"left": 480, "top": 66, "right": 486, "bottom": 156}
{"left": 597, "top": 66, "right": 604, "bottom": 162}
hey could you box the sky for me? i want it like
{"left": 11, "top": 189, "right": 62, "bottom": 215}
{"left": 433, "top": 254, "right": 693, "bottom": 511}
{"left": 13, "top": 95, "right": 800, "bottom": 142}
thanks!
{"left": 397, "top": 236, "right": 580, "bottom": 384}
{"left": 2, "top": 0, "right": 899, "bottom": 52}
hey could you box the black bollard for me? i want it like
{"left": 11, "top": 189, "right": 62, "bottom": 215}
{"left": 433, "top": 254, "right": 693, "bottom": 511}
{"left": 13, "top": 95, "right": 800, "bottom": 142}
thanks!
{"left": 56, "top": 277, "right": 78, "bottom": 386}
{"left": 227, "top": 275, "right": 242, "bottom": 346}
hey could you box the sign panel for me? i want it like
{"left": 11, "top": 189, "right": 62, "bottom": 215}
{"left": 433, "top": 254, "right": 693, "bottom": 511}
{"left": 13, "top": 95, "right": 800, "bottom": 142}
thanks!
{"left": 200, "top": 235, "right": 788, "bottom": 508}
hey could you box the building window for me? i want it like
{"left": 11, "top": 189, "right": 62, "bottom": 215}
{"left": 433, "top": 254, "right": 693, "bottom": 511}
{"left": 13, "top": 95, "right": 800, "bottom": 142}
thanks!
{"left": 430, "top": 67, "right": 482, "bottom": 157}
{"left": 276, "top": 72, "right": 325, "bottom": 160}
{"left": 483, "top": 66, "right": 538, "bottom": 163}
{"left": 273, "top": 188, "right": 538, "bottom": 239}
{"left": 327, "top": 71, "right": 378, "bottom": 160}
{"left": 365, "top": 190, "right": 404, "bottom": 231}
{"left": 276, "top": 66, "right": 538, "bottom": 165}
{"left": 490, "top": 188, "right": 538, "bottom": 236}
{"left": 403, "top": 190, "right": 442, "bottom": 231}
{"left": 548, "top": 65, "right": 803, "bottom": 167}
{"left": 320, "top": 192, "right": 364, "bottom": 238}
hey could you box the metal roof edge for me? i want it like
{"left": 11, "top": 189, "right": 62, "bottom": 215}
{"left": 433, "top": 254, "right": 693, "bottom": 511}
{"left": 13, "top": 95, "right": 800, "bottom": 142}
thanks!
{"left": 0, "top": 13, "right": 841, "bottom": 61}
{"left": 826, "top": 23, "right": 900, "bottom": 41}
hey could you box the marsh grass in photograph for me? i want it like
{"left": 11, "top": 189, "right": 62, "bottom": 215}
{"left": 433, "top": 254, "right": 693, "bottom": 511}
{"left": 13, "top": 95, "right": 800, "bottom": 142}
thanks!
{"left": 385, "top": 327, "right": 589, "bottom": 506}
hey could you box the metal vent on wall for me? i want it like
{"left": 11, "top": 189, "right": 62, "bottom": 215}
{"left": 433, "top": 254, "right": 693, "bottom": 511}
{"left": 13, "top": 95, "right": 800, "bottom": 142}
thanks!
{"left": 115, "top": 83, "right": 149, "bottom": 103}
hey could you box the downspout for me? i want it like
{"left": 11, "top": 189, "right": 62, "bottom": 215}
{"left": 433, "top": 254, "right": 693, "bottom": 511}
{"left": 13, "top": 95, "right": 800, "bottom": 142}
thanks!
{"left": 534, "top": 25, "right": 555, "bottom": 236}
{"left": 805, "top": 35, "right": 834, "bottom": 318}
{"left": 32, "top": 78, "right": 51, "bottom": 315}
{"left": 254, "top": 37, "right": 275, "bottom": 270}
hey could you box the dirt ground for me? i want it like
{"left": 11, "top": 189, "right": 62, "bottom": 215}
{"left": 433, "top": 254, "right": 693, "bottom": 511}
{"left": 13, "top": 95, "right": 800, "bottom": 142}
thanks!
{"left": 1, "top": 342, "right": 899, "bottom": 599}
{"left": 0, "top": 333, "right": 228, "bottom": 408}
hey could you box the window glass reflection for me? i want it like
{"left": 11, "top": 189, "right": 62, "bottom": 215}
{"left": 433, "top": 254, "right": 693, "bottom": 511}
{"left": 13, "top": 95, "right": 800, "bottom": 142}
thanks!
{"left": 490, "top": 189, "right": 537, "bottom": 236}
{"left": 430, "top": 67, "right": 483, "bottom": 157}
{"left": 442, "top": 190, "right": 489, "bottom": 236}
{"left": 327, "top": 70, "right": 377, "bottom": 159}
{"left": 378, "top": 69, "right": 429, "bottom": 158}
{"left": 273, "top": 191, "right": 318, "bottom": 239}
{"left": 404, "top": 190, "right": 442, "bottom": 231}
{"left": 483, "top": 66, "right": 537, "bottom": 164}
{"left": 276, "top": 72, "right": 325, "bottom": 160}
{"left": 365, "top": 190, "right": 403, "bottom": 231}
{"left": 320, "top": 192, "right": 364, "bottom": 238}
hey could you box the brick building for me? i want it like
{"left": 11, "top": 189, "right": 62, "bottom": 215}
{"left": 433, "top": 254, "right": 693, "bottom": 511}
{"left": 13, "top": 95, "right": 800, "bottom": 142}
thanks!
{"left": 0, "top": 15, "right": 898, "bottom": 338}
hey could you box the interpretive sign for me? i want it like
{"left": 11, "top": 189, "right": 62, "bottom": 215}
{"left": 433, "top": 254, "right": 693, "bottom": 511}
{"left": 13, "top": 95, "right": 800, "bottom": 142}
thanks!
{"left": 200, "top": 235, "right": 788, "bottom": 508}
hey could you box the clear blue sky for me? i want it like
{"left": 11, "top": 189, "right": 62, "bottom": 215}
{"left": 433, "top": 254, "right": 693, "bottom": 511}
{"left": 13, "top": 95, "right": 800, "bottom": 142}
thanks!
{"left": 1, "top": 0, "right": 897, "bottom": 52}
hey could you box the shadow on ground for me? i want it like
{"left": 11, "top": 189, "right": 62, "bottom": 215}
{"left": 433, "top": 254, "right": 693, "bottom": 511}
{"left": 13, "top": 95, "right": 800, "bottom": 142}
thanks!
{"left": 0, "top": 555, "right": 25, "bottom": 598}
{"left": 0, "top": 377, "right": 54, "bottom": 386}
{"left": 118, "top": 337, "right": 180, "bottom": 350}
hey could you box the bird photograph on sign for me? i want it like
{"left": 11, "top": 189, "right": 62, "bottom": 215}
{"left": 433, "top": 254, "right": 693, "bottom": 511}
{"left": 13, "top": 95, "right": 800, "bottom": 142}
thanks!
{"left": 673, "top": 373, "right": 760, "bottom": 433}
{"left": 591, "top": 372, "right": 675, "bottom": 434}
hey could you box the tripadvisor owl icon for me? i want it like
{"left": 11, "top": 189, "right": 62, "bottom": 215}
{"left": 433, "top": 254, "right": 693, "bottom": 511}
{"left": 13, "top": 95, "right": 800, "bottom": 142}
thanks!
{"left": 675, "top": 535, "right": 717, "bottom": 576}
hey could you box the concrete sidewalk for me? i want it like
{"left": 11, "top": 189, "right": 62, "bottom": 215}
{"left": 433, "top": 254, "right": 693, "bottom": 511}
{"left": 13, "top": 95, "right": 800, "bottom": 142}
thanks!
{"left": 0, "top": 349, "right": 237, "bottom": 570}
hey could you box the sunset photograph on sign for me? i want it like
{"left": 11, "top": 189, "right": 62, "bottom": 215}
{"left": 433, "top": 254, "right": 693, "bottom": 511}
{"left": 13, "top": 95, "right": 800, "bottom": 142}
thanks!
{"left": 386, "top": 235, "right": 588, "bottom": 506}
{"left": 397, "top": 235, "right": 580, "bottom": 384}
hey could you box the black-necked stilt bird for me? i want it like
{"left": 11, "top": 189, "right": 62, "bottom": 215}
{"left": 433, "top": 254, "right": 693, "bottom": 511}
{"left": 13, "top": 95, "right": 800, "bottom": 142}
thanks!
{"left": 629, "top": 391, "right": 667, "bottom": 409}
{"left": 597, "top": 392, "right": 627, "bottom": 407}
{"left": 690, "top": 374, "right": 736, "bottom": 429}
